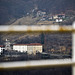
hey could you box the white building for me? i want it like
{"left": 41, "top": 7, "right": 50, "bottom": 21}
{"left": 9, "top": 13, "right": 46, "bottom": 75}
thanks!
{"left": 0, "top": 45, "right": 3, "bottom": 55}
{"left": 13, "top": 43, "right": 42, "bottom": 55}
{"left": 27, "top": 43, "right": 42, "bottom": 55}
{"left": 53, "top": 15, "right": 58, "bottom": 19}
{"left": 13, "top": 44, "right": 28, "bottom": 52}
{"left": 37, "top": 11, "right": 46, "bottom": 17}
{"left": 56, "top": 18, "right": 63, "bottom": 23}
{"left": 53, "top": 14, "right": 65, "bottom": 19}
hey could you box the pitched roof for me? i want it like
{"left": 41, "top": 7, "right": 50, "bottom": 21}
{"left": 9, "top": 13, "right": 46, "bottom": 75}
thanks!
{"left": 13, "top": 44, "right": 28, "bottom": 45}
{"left": 28, "top": 43, "right": 42, "bottom": 46}
{"left": 13, "top": 43, "right": 42, "bottom": 46}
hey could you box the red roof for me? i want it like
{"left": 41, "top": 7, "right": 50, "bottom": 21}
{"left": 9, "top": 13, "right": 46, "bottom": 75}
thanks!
{"left": 13, "top": 44, "right": 28, "bottom": 45}
{"left": 14, "top": 43, "right": 42, "bottom": 46}
{"left": 28, "top": 43, "right": 42, "bottom": 46}
{"left": 0, "top": 45, "right": 3, "bottom": 47}
{"left": 57, "top": 14, "right": 65, "bottom": 15}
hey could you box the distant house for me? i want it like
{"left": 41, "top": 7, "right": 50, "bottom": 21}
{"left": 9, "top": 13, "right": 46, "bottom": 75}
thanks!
{"left": 52, "top": 14, "right": 65, "bottom": 22}
{"left": 37, "top": 11, "right": 46, "bottom": 17}
{"left": 56, "top": 18, "right": 63, "bottom": 23}
{"left": 13, "top": 44, "right": 28, "bottom": 52}
{"left": 58, "top": 14, "right": 65, "bottom": 19}
{"left": 53, "top": 15, "right": 58, "bottom": 19}
{"left": 0, "top": 45, "right": 3, "bottom": 55}
{"left": 48, "top": 16, "right": 53, "bottom": 21}
{"left": 13, "top": 43, "right": 42, "bottom": 55}
{"left": 53, "top": 14, "right": 65, "bottom": 19}
{"left": 27, "top": 43, "right": 42, "bottom": 55}
{"left": 51, "top": 14, "right": 66, "bottom": 22}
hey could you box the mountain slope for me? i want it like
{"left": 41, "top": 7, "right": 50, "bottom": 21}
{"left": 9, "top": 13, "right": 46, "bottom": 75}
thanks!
{"left": 0, "top": 0, "right": 75, "bottom": 25}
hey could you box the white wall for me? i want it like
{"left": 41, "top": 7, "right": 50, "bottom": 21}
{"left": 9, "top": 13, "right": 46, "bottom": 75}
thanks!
{"left": 0, "top": 47, "right": 2, "bottom": 55}
{"left": 27, "top": 46, "right": 33, "bottom": 54}
{"left": 13, "top": 44, "right": 42, "bottom": 54}
{"left": 13, "top": 45, "right": 27, "bottom": 52}
{"left": 27, "top": 45, "right": 42, "bottom": 55}
{"left": 0, "top": 47, "right": 1, "bottom": 53}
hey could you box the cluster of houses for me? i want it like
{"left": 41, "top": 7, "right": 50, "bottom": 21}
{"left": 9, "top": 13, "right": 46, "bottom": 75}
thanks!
{"left": 0, "top": 39, "right": 43, "bottom": 55}
{"left": 27, "top": 7, "right": 66, "bottom": 23}
{"left": 37, "top": 11, "right": 66, "bottom": 22}
{"left": 52, "top": 14, "right": 66, "bottom": 23}
{"left": 29, "top": 7, "right": 66, "bottom": 23}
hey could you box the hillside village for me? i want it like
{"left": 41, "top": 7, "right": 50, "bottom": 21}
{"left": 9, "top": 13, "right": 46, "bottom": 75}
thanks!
{"left": 11, "top": 8, "right": 75, "bottom": 25}
{"left": 0, "top": 0, "right": 75, "bottom": 25}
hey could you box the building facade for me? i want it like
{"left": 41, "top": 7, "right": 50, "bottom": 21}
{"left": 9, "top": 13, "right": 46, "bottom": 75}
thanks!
{"left": 13, "top": 44, "right": 27, "bottom": 52}
{"left": 27, "top": 43, "right": 42, "bottom": 55}
{"left": 0, "top": 45, "right": 3, "bottom": 55}
{"left": 13, "top": 43, "right": 42, "bottom": 55}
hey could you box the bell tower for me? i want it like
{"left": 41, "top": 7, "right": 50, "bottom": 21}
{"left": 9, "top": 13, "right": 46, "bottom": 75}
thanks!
{"left": 5, "top": 39, "right": 11, "bottom": 50}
